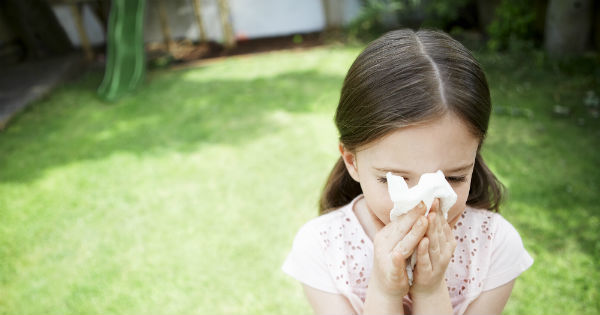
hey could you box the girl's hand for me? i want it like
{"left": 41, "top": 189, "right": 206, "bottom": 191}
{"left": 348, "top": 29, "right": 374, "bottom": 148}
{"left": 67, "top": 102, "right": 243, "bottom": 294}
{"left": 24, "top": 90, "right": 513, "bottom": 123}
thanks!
{"left": 367, "top": 202, "right": 429, "bottom": 299}
{"left": 410, "top": 198, "right": 457, "bottom": 296}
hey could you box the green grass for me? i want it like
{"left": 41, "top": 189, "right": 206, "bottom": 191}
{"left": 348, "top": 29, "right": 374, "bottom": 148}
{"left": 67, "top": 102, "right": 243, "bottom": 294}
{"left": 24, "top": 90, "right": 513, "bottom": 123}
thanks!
{"left": 1, "top": 46, "right": 598, "bottom": 314}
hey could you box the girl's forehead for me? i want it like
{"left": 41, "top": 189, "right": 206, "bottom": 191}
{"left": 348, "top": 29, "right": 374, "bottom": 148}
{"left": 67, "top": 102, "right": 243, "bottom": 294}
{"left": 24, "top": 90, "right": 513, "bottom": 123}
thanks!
{"left": 359, "top": 114, "right": 479, "bottom": 172}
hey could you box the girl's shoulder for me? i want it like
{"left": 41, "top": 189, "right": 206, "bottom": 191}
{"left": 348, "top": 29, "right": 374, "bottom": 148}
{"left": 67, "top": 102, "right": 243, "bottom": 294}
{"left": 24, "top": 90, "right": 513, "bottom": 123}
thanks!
{"left": 447, "top": 205, "right": 533, "bottom": 306}
{"left": 282, "top": 202, "right": 360, "bottom": 295}
{"left": 458, "top": 206, "right": 522, "bottom": 242}
{"left": 295, "top": 204, "right": 350, "bottom": 237}
{"left": 283, "top": 197, "right": 373, "bottom": 307}
{"left": 455, "top": 206, "right": 497, "bottom": 238}
{"left": 294, "top": 198, "right": 368, "bottom": 250}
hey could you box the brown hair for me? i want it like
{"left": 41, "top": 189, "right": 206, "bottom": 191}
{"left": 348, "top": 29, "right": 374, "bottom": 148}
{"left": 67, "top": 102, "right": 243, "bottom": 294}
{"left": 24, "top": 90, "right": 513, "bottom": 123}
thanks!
{"left": 319, "top": 29, "right": 505, "bottom": 214}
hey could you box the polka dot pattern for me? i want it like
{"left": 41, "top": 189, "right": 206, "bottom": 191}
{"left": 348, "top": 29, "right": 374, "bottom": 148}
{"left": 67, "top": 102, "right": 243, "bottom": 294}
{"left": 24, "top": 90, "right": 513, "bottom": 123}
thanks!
{"left": 446, "top": 208, "right": 495, "bottom": 300}
{"left": 315, "top": 202, "right": 499, "bottom": 312}
{"left": 319, "top": 210, "right": 373, "bottom": 303}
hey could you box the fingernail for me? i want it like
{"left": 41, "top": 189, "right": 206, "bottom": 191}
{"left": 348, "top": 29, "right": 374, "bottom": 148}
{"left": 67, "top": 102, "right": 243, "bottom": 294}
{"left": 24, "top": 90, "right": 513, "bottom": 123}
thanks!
{"left": 418, "top": 202, "right": 425, "bottom": 209}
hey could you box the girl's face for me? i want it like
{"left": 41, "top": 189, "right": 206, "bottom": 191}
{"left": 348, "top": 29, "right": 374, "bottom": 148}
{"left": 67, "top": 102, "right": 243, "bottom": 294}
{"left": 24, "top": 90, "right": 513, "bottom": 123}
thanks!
{"left": 341, "top": 113, "right": 480, "bottom": 227}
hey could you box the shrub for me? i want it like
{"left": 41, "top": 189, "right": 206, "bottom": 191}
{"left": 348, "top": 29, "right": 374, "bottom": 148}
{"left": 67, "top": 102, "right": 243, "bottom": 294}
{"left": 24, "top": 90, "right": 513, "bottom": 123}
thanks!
{"left": 348, "top": 0, "right": 475, "bottom": 40}
{"left": 486, "top": 0, "right": 539, "bottom": 51}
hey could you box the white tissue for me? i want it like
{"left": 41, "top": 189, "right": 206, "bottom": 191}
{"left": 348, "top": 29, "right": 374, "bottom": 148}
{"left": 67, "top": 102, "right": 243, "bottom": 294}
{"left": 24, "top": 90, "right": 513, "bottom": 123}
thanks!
{"left": 386, "top": 170, "right": 458, "bottom": 285}
{"left": 387, "top": 170, "right": 457, "bottom": 221}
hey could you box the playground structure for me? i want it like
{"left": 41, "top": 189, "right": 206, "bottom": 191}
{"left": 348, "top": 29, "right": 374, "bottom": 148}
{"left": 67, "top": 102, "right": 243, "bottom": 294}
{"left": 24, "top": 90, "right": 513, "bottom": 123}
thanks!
{"left": 97, "top": 0, "right": 146, "bottom": 101}
{"left": 98, "top": 0, "right": 236, "bottom": 101}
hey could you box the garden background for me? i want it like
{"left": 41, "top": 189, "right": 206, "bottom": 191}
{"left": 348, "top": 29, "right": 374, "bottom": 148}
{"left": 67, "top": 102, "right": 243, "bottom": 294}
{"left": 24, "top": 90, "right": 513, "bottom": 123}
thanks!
{"left": 1, "top": 0, "right": 599, "bottom": 314}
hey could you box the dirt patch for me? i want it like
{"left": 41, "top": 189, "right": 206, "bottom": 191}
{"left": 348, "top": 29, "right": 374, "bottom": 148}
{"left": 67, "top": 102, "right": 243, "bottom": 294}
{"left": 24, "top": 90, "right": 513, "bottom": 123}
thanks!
{"left": 146, "top": 32, "right": 326, "bottom": 67}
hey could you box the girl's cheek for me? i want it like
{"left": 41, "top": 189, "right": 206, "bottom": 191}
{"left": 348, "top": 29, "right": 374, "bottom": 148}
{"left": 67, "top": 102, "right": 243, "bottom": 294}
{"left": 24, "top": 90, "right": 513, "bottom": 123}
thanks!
{"left": 448, "top": 183, "right": 470, "bottom": 224}
{"left": 375, "top": 182, "right": 393, "bottom": 219}
{"left": 362, "top": 182, "right": 393, "bottom": 224}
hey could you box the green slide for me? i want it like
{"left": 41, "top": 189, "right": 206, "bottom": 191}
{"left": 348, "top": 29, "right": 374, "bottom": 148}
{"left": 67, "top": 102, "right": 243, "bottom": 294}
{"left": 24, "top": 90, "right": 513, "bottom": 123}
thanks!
{"left": 98, "top": 0, "right": 146, "bottom": 101}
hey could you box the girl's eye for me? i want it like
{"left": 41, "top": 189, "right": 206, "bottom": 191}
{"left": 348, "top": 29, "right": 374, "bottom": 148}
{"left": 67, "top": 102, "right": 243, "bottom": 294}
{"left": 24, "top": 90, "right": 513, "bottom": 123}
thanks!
{"left": 377, "top": 177, "right": 409, "bottom": 183}
{"left": 446, "top": 176, "right": 466, "bottom": 183}
{"left": 378, "top": 176, "right": 465, "bottom": 184}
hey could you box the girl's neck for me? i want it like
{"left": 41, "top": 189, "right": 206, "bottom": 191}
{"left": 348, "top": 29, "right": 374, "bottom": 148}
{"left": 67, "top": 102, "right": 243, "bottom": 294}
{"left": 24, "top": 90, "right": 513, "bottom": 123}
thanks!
{"left": 353, "top": 196, "right": 384, "bottom": 241}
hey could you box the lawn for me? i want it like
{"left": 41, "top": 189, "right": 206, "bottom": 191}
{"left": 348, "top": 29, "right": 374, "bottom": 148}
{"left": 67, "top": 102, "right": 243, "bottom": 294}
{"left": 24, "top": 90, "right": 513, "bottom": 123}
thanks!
{"left": 0, "top": 45, "right": 598, "bottom": 314}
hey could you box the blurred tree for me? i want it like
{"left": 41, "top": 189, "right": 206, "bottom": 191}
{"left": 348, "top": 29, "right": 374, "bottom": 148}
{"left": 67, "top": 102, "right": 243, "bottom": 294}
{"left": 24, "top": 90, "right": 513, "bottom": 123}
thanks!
{"left": 476, "top": 0, "right": 501, "bottom": 32}
{"left": 594, "top": 2, "right": 600, "bottom": 50}
{"left": 420, "top": 0, "right": 475, "bottom": 30}
{"left": 545, "top": 0, "right": 593, "bottom": 57}
{"left": 486, "top": 0, "right": 538, "bottom": 51}
{"left": 89, "top": 0, "right": 111, "bottom": 31}
{"left": 191, "top": 0, "right": 207, "bottom": 43}
{"left": 322, "top": 0, "right": 347, "bottom": 30}
{"left": 69, "top": 3, "right": 94, "bottom": 61}
{"left": 217, "top": 0, "right": 235, "bottom": 48}
{"left": 156, "top": 0, "right": 173, "bottom": 53}
{"left": 348, "top": 0, "right": 476, "bottom": 40}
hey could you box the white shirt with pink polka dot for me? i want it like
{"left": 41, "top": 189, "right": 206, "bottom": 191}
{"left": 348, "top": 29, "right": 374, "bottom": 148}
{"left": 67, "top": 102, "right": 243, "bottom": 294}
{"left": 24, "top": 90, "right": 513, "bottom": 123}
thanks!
{"left": 282, "top": 195, "right": 533, "bottom": 314}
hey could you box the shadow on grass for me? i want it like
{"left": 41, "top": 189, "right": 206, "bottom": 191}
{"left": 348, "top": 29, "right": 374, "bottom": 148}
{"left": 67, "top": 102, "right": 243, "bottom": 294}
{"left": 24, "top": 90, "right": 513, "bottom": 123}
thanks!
{"left": 483, "top": 116, "right": 599, "bottom": 312}
{"left": 479, "top": 51, "right": 600, "bottom": 266}
{"left": 483, "top": 114, "right": 600, "bottom": 261}
{"left": 2, "top": 51, "right": 598, "bottom": 259}
{"left": 0, "top": 67, "right": 343, "bottom": 183}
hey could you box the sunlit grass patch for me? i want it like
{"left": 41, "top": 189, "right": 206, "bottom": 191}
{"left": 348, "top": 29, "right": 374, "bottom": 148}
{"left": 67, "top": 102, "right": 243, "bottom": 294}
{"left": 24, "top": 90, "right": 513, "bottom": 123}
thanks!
{"left": 1, "top": 46, "right": 598, "bottom": 314}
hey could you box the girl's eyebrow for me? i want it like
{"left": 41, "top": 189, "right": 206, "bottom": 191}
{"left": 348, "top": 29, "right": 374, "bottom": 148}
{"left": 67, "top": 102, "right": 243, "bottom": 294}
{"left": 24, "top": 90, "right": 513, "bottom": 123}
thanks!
{"left": 446, "top": 163, "right": 475, "bottom": 173}
{"left": 374, "top": 162, "right": 474, "bottom": 174}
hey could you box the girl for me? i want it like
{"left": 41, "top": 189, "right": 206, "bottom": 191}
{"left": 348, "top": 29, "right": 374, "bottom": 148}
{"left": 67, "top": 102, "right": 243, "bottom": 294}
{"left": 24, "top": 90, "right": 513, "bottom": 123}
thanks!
{"left": 282, "top": 29, "right": 533, "bottom": 315}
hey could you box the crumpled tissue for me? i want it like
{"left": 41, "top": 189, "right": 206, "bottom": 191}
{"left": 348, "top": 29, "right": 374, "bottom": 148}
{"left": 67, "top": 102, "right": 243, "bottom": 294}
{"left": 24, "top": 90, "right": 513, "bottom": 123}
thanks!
{"left": 386, "top": 170, "right": 457, "bottom": 285}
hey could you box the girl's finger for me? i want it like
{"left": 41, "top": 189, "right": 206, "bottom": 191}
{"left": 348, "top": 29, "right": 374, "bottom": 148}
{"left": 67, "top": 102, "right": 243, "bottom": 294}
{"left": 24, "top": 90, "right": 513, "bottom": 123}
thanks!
{"left": 389, "top": 251, "right": 409, "bottom": 285}
{"left": 433, "top": 198, "right": 445, "bottom": 227}
{"left": 416, "top": 237, "right": 432, "bottom": 273}
{"left": 430, "top": 198, "right": 440, "bottom": 215}
{"left": 391, "top": 249, "right": 406, "bottom": 270}
{"left": 443, "top": 220, "right": 457, "bottom": 255}
{"left": 378, "top": 202, "right": 427, "bottom": 252}
{"left": 436, "top": 200, "right": 445, "bottom": 223}
{"left": 391, "top": 216, "right": 428, "bottom": 259}
{"left": 428, "top": 212, "right": 442, "bottom": 268}
{"left": 442, "top": 218, "right": 453, "bottom": 242}
{"left": 434, "top": 198, "right": 456, "bottom": 256}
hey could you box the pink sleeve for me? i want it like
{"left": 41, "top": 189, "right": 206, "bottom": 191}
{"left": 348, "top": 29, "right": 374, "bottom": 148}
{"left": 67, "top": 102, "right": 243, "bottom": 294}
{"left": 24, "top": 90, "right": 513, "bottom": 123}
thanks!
{"left": 281, "top": 222, "right": 338, "bottom": 293}
{"left": 482, "top": 214, "right": 534, "bottom": 291}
